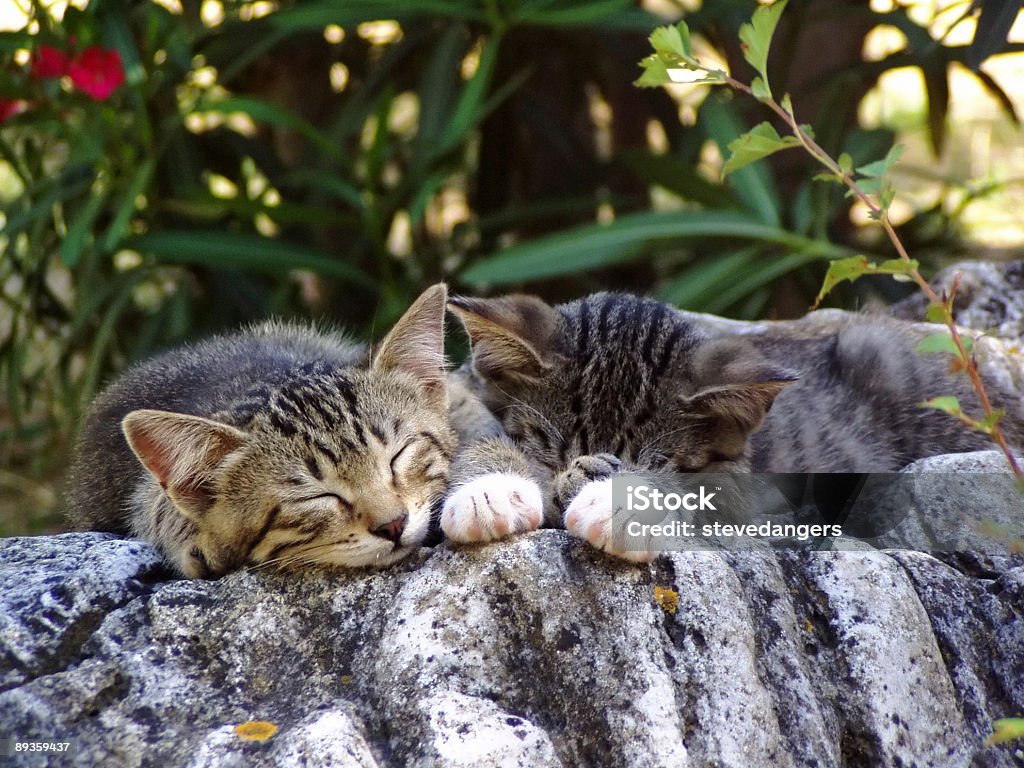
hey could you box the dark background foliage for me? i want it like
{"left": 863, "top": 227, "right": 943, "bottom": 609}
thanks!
{"left": 1, "top": 0, "right": 1022, "bottom": 532}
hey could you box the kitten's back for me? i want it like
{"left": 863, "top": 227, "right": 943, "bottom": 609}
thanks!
{"left": 683, "top": 308, "right": 1024, "bottom": 470}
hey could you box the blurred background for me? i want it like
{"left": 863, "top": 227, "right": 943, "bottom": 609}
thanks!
{"left": 2, "top": 0, "right": 1023, "bottom": 534}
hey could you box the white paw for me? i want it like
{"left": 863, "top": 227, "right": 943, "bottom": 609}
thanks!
{"left": 441, "top": 473, "right": 544, "bottom": 543}
{"left": 563, "top": 479, "right": 658, "bottom": 564}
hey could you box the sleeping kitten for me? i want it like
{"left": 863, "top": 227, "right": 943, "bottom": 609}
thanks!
{"left": 66, "top": 285, "right": 455, "bottom": 578}
{"left": 440, "top": 292, "right": 1024, "bottom": 561}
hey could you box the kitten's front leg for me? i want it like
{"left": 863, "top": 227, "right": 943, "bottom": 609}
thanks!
{"left": 557, "top": 455, "right": 659, "bottom": 564}
{"left": 441, "top": 437, "right": 545, "bottom": 543}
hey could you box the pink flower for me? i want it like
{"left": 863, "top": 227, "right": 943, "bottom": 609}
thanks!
{"left": 0, "top": 99, "right": 28, "bottom": 122}
{"left": 31, "top": 45, "right": 71, "bottom": 78}
{"left": 68, "top": 47, "right": 125, "bottom": 101}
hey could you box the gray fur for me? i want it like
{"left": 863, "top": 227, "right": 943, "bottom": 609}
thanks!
{"left": 67, "top": 286, "right": 456, "bottom": 578}
{"left": 449, "top": 292, "right": 1024, "bottom": 519}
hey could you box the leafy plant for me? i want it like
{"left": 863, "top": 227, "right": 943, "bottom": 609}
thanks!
{"left": 636, "top": 0, "right": 1021, "bottom": 477}
{"left": 0, "top": 0, "right": 670, "bottom": 531}
{"left": 1, "top": 0, "right": 1022, "bottom": 534}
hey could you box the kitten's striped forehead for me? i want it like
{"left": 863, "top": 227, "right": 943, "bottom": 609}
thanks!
{"left": 507, "top": 293, "right": 704, "bottom": 461}
{"left": 560, "top": 292, "right": 700, "bottom": 393}
{"left": 225, "top": 360, "right": 414, "bottom": 462}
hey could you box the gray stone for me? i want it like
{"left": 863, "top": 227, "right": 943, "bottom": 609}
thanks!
{"left": 2, "top": 483, "right": 1024, "bottom": 768}
{"left": 4, "top": 259, "right": 1024, "bottom": 767}
{"left": 890, "top": 260, "right": 1024, "bottom": 345}
{"left": 857, "top": 451, "right": 1024, "bottom": 553}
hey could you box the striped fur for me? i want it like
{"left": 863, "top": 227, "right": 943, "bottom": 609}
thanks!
{"left": 66, "top": 285, "right": 455, "bottom": 578}
{"left": 446, "top": 292, "right": 1024, "bottom": 532}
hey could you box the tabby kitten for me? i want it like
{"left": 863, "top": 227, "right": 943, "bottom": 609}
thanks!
{"left": 66, "top": 285, "right": 455, "bottom": 578}
{"left": 440, "top": 292, "right": 1024, "bottom": 561}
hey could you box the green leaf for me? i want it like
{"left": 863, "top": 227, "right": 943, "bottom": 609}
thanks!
{"left": 101, "top": 158, "right": 155, "bottom": 254}
{"left": 413, "top": 24, "right": 466, "bottom": 172}
{"left": 283, "top": 170, "right": 365, "bottom": 211}
{"left": 855, "top": 144, "right": 905, "bottom": 178}
{"left": 461, "top": 210, "right": 847, "bottom": 285}
{"left": 925, "top": 302, "right": 949, "bottom": 323}
{"left": 920, "top": 395, "right": 962, "bottom": 417}
{"left": 738, "top": 0, "right": 788, "bottom": 92}
{"left": 751, "top": 77, "right": 771, "bottom": 101}
{"left": 122, "top": 231, "right": 373, "bottom": 287}
{"left": 267, "top": 1, "right": 486, "bottom": 30}
{"left": 812, "top": 256, "right": 919, "bottom": 308}
{"left": 702, "top": 97, "right": 781, "bottom": 225}
{"left": 637, "top": 23, "right": 698, "bottom": 88}
{"left": 722, "top": 122, "right": 801, "bottom": 177}
{"left": 650, "top": 24, "right": 687, "bottom": 58}
{"left": 978, "top": 409, "right": 1006, "bottom": 435}
{"left": 700, "top": 249, "right": 828, "bottom": 315}
{"left": 438, "top": 35, "right": 501, "bottom": 155}
{"left": 635, "top": 55, "right": 671, "bottom": 88}
{"left": 660, "top": 248, "right": 761, "bottom": 307}
{"left": 61, "top": 186, "right": 110, "bottom": 267}
{"left": 812, "top": 171, "right": 844, "bottom": 185}
{"left": 916, "top": 332, "right": 972, "bottom": 357}
{"left": 79, "top": 270, "right": 150, "bottom": 407}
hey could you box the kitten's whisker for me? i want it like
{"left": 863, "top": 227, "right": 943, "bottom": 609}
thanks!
{"left": 247, "top": 538, "right": 355, "bottom": 572}
{"left": 636, "top": 424, "right": 702, "bottom": 466}
{"left": 490, "top": 383, "right": 567, "bottom": 445}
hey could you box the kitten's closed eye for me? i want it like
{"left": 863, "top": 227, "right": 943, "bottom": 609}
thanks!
{"left": 305, "top": 493, "right": 354, "bottom": 515}
{"left": 70, "top": 283, "right": 456, "bottom": 578}
{"left": 391, "top": 433, "right": 449, "bottom": 484}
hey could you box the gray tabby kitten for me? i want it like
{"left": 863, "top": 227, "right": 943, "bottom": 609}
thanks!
{"left": 440, "top": 292, "right": 1024, "bottom": 561}
{"left": 67, "top": 285, "right": 455, "bottom": 578}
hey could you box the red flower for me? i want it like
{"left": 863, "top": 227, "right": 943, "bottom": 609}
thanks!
{"left": 32, "top": 45, "right": 70, "bottom": 79}
{"left": 68, "top": 47, "right": 125, "bottom": 101}
{"left": 0, "top": 99, "right": 28, "bottom": 123}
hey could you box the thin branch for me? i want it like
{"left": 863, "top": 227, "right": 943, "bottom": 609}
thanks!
{"left": 710, "top": 71, "right": 1022, "bottom": 477}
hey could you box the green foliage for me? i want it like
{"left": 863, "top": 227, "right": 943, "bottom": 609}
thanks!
{"left": 812, "top": 256, "right": 918, "bottom": 309}
{"left": 988, "top": 718, "right": 1024, "bottom": 746}
{"left": 738, "top": 0, "right": 788, "bottom": 98}
{"left": 463, "top": 209, "right": 848, "bottom": 285}
{"left": 2, "top": 0, "right": 1022, "bottom": 531}
{"left": 916, "top": 333, "right": 973, "bottom": 357}
{"left": 722, "top": 122, "right": 801, "bottom": 177}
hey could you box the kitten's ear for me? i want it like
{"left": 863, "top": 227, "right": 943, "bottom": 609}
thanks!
{"left": 373, "top": 283, "right": 448, "bottom": 401}
{"left": 684, "top": 340, "right": 798, "bottom": 458}
{"left": 123, "top": 409, "right": 248, "bottom": 520}
{"left": 447, "top": 294, "right": 562, "bottom": 382}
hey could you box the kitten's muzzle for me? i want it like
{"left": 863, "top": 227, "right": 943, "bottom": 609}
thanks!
{"left": 372, "top": 512, "right": 408, "bottom": 545}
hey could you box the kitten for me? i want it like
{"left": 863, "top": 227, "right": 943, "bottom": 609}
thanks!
{"left": 66, "top": 285, "right": 455, "bottom": 578}
{"left": 440, "top": 292, "right": 1024, "bottom": 562}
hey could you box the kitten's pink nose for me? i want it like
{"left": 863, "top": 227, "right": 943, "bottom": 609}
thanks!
{"left": 372, "top": 513, "right": 408, "bottom": 545}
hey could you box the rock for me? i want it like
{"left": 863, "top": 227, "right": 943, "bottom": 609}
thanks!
{"left": 4, "top": 262, "right": 1024, "bottom": 767}
{"left": 2, "top": 453, "right": 1024, "bottom": 768}
{"left": 860, "top": 451, "right": 1024, "bottom": 553}
{"left": 890, "top": 259, "right": 1024, "bottom": 345}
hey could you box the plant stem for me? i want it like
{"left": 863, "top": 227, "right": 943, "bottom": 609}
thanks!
{"left": 717, "top": 72, "right": 1022, "bottom": 478}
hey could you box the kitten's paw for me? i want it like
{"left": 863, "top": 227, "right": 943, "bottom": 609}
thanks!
{"left": 554, "top": 453, "right": 624, "bottom": 509}
{"left": 563, "top": 478, "right": 657, "bottom": 564}
{"left": 441, "top": 473, "right": 544, "bottom": 543}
